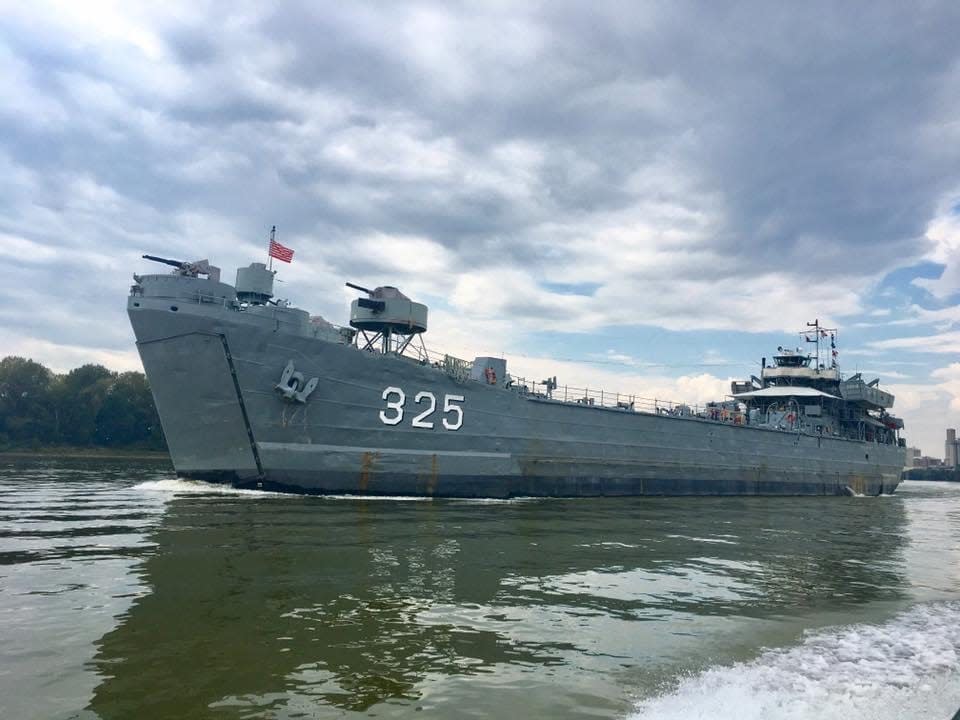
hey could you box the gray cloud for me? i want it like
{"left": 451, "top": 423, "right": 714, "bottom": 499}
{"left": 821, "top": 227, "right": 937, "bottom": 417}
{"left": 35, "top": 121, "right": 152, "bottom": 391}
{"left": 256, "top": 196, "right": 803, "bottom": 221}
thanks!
{"left": 1, "top": 0, "right": 959, "bottom": 353}
{"left": 261, "top": 2, "right": 957, "bottom": 280}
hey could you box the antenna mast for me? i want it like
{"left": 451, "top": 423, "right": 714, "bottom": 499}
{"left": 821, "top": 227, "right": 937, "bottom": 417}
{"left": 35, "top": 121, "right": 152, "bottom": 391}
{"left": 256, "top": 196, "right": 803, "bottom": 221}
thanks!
{"left": 805, "top": 319, "right": 821, "bottom": 370}
{"left": 804, "top": 319, "right": 838, "bottom": 371}
{"left": 267, "top": 225, "right": 276, "bottom": 272}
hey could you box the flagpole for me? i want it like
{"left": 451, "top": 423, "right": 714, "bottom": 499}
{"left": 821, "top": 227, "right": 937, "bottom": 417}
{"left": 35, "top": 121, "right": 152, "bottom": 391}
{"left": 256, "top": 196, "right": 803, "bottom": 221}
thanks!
{"left": 268, "top": 225, "right": 275, "bottom": 272}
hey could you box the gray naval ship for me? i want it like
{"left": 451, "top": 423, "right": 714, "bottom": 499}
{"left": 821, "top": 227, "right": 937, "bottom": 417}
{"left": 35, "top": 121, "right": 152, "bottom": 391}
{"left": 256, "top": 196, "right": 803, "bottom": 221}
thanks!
{"left": 128, "top": 255, "right": 906, "bottom": 497}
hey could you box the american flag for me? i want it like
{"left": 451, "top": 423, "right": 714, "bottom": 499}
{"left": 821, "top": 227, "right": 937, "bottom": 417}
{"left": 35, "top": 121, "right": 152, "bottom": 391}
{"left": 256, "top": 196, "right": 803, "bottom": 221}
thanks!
{"left": 269, "top": 238, "right": 294, "bottom": 263}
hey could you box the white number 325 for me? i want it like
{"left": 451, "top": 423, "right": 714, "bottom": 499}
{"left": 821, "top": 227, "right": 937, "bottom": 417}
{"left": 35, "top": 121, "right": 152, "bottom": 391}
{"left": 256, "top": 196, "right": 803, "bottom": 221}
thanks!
{"left": 379, "top": 387, "right": 463, "bottom": 431}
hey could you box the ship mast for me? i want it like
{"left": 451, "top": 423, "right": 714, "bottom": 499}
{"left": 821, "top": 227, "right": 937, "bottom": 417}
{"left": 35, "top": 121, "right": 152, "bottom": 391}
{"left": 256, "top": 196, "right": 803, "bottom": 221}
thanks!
{"left": 804, "top": 319, "right": 838, "bottom": 372}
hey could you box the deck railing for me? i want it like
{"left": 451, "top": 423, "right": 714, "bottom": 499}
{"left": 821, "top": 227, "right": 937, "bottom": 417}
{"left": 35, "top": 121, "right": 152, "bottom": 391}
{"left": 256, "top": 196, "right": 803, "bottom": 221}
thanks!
{"left": 411, "top": 348, "right": 730, "bottom": 421}
{"left": 508, "top": 376, "right": 721, "bottom": 419}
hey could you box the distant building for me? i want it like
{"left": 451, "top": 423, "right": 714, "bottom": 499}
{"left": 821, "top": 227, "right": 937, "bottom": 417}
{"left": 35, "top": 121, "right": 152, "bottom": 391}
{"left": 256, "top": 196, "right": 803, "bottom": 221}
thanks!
{"left": 946, "top": 429, "right": 959, "bottom": 468}
{"left": 905, "top": 447, "right": 922, "bottom": 468}
{"left": 913, "top": 455, "right": 945, "bottom": 469}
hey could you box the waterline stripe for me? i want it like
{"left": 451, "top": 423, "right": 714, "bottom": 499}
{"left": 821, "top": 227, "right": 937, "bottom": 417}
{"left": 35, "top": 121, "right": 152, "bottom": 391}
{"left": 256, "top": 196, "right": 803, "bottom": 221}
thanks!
{"left": 256, "top": 442, "right": 510, "bottom": 459}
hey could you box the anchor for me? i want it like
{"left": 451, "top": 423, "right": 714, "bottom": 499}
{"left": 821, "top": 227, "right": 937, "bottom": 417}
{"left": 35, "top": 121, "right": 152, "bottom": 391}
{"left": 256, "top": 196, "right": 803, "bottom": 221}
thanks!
{"left": 275, "top": 360, "right": 319, "bottom": 403}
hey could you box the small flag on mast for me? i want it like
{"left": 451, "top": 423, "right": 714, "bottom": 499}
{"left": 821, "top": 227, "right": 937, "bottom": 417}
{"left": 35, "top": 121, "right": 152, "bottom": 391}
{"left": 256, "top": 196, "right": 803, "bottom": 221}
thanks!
{"left": 267, "top": 226, "right": 294, "bottom": 263}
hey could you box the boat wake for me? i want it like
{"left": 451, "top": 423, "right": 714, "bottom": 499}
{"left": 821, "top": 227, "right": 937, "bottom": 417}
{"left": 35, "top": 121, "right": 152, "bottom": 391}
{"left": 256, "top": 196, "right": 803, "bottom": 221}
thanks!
{"left": 629, "top": 601, "right": 960, "bottom": 720}
{"left": 132, "top": 479, "right": 289, "bottom": 497}
{"left": 132, "top": 480, "right": 549, "bottom": 502}
{"left": 317, "top": 494, "right": 434, "bottom": 501}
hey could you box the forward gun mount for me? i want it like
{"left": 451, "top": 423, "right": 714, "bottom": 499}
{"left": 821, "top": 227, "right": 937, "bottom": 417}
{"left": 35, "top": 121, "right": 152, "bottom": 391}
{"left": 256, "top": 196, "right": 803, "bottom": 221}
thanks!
{"left": 142, "top": 255, "right": 221, "bottom": 283}
{"left": 346, "top": 281, "right": 428, "bottom": 355}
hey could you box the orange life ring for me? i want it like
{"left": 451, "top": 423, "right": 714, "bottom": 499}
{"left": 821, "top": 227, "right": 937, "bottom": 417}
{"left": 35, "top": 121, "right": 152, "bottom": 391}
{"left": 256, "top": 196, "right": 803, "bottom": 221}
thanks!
{"left": 484, "top": 367, "right": 497, "bottom": 385}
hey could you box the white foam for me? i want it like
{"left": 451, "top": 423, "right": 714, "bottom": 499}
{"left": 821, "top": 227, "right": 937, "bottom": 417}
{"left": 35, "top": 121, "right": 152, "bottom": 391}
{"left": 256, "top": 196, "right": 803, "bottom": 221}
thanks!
{"left": 132, "top": 479, "right": 289, "bottom": 497}
{"left": 448, "top": 496, "right": 540, "bottom": 504}
{"left": 319, "top": 494, "right": 540, "bottom": 502}
{"left": 131, "top": 482, "right": 527, "bottom": 502}
{"left": 665, "top": 534, "right": 739, "bottom": 545}
{"left": 317, "top": 494, "right": 434, "bottom": 501}
{"left": 629, "top": 601, "right": 960, "bottom": 720}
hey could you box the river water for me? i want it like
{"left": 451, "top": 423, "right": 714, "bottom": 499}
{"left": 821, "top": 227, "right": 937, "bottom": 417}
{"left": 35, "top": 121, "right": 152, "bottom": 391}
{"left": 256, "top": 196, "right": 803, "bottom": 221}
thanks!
{"left": 1, "top": 459, "right": 959, "bottom": 720}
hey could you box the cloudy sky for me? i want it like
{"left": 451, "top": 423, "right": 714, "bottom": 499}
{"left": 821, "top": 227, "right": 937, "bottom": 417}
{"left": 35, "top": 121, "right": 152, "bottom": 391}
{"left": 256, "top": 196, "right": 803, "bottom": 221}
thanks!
{"left": 1, "top": 1, "right": 959, "bottom": 454}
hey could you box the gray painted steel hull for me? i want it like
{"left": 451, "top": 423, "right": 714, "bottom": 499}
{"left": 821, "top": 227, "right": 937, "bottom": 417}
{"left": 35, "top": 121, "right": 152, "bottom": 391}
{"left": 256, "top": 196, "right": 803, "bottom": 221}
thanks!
{"left": 129, "top": 301, "right": 904, "bottom": 498}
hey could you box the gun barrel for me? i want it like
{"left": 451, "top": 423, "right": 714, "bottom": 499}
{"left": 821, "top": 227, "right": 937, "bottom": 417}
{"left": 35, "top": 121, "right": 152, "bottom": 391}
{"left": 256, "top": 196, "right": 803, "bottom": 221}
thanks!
{"left": 142, "top": 254, "right": 185, "bottom": 268}
{"left": 345, "top": 282, "right": 373, "bottom": 295}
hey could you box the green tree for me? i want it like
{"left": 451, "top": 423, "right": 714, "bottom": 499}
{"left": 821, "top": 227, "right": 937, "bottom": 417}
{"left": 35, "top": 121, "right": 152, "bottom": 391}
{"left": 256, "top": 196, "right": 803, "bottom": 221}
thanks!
{"left": 0, "top": 356, "right": 166, "bottom": 451}
{"left": 53, "top": 364, "right": 114, "bottom": 446}
{"left": 94, "top": 372, "right": 165, "bottom": 448}
{"left": 0, "top": 356, "right": 56, "bottom": 447}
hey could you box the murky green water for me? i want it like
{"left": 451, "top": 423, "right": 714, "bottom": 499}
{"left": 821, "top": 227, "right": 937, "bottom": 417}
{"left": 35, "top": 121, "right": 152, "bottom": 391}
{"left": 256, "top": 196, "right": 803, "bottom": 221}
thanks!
{"left": 1, "top": 460, "right": 959, "bottom": 719}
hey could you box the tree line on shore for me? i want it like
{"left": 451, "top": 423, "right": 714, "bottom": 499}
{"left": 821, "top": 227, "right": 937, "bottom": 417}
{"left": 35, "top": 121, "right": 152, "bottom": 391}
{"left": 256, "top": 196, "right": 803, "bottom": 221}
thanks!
{"left": 0, "top": 356, "right": 166, "bottom": 450}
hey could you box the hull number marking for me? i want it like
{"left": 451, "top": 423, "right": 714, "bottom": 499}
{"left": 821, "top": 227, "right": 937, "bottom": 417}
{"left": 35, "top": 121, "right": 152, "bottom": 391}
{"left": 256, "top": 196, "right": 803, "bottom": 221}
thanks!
{"left": 379, "top": 387, "right": 464, "bottom": 430}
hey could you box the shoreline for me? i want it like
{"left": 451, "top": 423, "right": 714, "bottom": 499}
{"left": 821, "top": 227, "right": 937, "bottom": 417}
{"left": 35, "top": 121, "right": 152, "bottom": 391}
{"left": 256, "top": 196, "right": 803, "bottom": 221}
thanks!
{"left": 902, "top": 467, "right": 960, "bottom": 483}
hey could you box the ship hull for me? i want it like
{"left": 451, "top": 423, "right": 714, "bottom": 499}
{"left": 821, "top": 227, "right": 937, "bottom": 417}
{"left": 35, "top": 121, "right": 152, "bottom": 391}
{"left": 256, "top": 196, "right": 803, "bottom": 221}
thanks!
{"left": 129, "top": 302, "right": 904, "bottom": 498}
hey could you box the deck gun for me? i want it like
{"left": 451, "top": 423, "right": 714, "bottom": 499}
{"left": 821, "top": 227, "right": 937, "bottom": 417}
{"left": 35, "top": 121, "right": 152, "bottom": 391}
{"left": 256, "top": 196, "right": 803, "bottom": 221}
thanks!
{"left": 142, "top": 255, "right": 221, "bottom": 282}
{"left": 345, "top": 282, "right": 385, "bottom": 312}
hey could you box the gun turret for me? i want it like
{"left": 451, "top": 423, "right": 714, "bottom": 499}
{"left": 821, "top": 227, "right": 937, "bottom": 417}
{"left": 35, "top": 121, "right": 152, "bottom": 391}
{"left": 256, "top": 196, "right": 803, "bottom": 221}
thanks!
{"left": 143, "top": 254, "right": 186, "bottom": 269}
{"left": 142, "top": 254, "right": 220, "bottom": 282}
{"left": 345, "top": 282, "right": 374, "bottom": 296}
{"left": 348, "top": 282, "right": 427, "bottom": 352}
